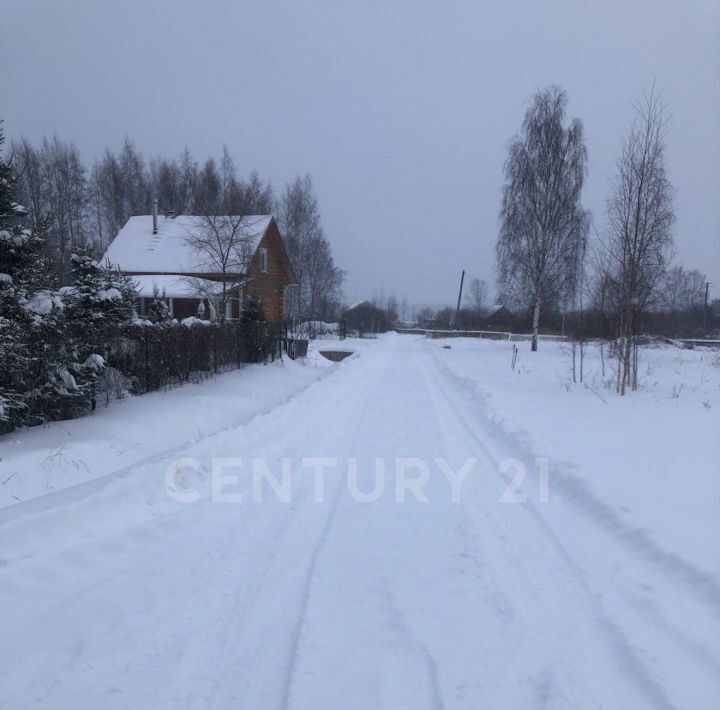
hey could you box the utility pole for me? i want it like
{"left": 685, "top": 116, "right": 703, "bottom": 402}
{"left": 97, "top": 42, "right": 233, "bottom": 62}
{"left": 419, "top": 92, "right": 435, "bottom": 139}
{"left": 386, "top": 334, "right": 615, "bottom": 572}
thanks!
{"left": 454, "top": 270, "right": 465, "bottom": 329}
{"left": 703, "top": 281, "right": 711, "bottom": 336}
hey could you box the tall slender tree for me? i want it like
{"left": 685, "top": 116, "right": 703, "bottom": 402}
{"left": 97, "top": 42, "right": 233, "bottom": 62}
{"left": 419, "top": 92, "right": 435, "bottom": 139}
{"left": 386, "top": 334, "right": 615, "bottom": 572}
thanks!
{"left": 497, "top": 86, "right": 589, "bottom": 350}
{"left": 279, "top": 174, "right": 344, "bottom": 324}
{"left": 601, "top": 88, "right": 674, "bottom": 394}
{"left": 12, "top": 135, "right": 90, "bottom": 280}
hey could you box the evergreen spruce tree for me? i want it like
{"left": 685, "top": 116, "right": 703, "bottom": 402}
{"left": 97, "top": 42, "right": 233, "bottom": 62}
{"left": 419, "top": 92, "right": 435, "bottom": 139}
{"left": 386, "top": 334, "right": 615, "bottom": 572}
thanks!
{"left": 240, "top": 296, "right": 267, "bottom": 363}
{"left": 147, "top": 285, "right": 171, "bottom": 323}
{"left": 0, "top": 124, "right": 71, "bottom": 428}
{"left": 66, "top": 249, "right": 138, "bottom": 349}
{"left": 1, "top": 124, "right": 139, "bottom": 430}
{"left": 64, "top": 251, "right": 138, "bottom": 410}
{"left": 100, "top": 262, "right": 138, "bottom": 325}
{"left": 0, "top": 125, "right": 36, "bottom": 429}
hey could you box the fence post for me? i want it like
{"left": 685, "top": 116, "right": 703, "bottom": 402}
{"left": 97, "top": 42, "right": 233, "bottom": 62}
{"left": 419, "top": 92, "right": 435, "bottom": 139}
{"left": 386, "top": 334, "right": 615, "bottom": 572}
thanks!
{"left": 213, "top": 327, "right": 219, "bottom": 375}
{"left": 186, "top": 326, "right": 192, "bottom": 381}
{"left": 236, "top": 322, "right": 242, "bottom": 369}
{"left": 144, "top": 328, "right": 150, "bottom": 393}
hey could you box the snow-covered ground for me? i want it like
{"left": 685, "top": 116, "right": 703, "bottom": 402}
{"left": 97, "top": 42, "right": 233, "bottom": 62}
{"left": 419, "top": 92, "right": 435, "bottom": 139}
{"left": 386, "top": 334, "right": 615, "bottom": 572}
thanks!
{"left": 1, "top": 334, "right": 718, "bottom": 709}
{"left": 431, "top": 337, "right": 720, "bottom": 576}
{"left": 0, "top": 356, "right": 330, "bottom": 511}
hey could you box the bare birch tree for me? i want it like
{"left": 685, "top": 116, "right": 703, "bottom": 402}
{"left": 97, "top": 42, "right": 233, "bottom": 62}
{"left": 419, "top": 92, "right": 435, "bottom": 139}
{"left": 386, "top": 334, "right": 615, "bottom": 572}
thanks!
{"left": 466, "top": 277, "right": 487, "bottom": 313}
{"left": 659, "top": 266, "right": 706, "bottom": 313}
{"left": 12, "top": 135, "right": 90, "bottom": 280}
{"left": 279, "top": 174, "right": 344, "bottom": 325}
{"left": 497, "top": 86, "right": 589, "bottom": 351}
{"left": 184, "top": 215, "right": 259, "bottom": 323}
{"left": 567, "top": 222, "right": 589, "bottom": 382}
{"left": 601, "top": 88, "right": 674, "bottom": 394}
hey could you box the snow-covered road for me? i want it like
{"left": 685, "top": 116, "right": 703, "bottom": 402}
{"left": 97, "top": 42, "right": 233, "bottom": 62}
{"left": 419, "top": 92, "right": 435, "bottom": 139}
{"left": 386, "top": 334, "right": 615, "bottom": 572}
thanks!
{"left": 2, "top": 335, "right": 718, "bottom": 709}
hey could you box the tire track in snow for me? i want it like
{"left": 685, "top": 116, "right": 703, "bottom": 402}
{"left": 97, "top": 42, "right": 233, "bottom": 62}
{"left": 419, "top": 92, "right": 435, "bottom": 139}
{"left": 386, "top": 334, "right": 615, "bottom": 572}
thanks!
{"left": 159, "top": 345, "right": 397, "bottom": 710}
{"left": 417, "top": 348, "right": 681, "bottom": 710}
{"left": 280, "top": 340, "right": 462, "bottom": 710}
{"left": 183, "top": 350, "right": 392, "bottom": 710}
{"left": 428, "top": 345, "right": 720, "bottom": 614}
{"left": 376, "top": 584, "right": 446, "bottom": 710}
{"left": 278, "top": 347, "right": 396, "bottom": 710}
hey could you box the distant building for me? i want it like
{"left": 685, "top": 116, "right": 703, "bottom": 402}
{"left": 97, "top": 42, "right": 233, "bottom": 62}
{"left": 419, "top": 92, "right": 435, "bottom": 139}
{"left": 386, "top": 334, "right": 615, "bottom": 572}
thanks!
{"left": 418, "top": 317, "right": 438, "bottom": 330}
{"left": 484, "top": 305, "right": 514, "bottom": 331}
{"left": 343, "top": 299, "right": 389, "bottom": 333}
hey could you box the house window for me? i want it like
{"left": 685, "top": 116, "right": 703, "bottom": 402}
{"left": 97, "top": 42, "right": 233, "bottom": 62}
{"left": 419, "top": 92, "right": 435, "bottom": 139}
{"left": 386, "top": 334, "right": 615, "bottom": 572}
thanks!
{"left": 259, "top": 247, "right": 268, "bottom": 273}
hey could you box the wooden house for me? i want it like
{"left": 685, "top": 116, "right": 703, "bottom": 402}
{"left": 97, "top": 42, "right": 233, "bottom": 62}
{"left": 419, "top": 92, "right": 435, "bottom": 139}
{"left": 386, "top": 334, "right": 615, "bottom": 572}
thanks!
{"left": 102, "top": 206, "right": 296, "bottom": 322}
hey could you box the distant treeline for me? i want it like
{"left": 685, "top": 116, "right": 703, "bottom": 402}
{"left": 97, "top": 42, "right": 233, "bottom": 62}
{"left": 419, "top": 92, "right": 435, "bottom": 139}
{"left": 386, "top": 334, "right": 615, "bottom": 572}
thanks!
{"left": 408, "top": 297, "right": 717, "bottom": 343}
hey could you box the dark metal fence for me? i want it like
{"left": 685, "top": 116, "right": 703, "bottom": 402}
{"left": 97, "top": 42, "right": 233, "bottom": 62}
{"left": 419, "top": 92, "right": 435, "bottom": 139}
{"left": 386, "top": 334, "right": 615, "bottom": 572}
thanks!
{"left": 283, "top": 338, "right": 309, "bottom": 360}
{"left": 106, "top": 321, "right": 282, "bottom": 394}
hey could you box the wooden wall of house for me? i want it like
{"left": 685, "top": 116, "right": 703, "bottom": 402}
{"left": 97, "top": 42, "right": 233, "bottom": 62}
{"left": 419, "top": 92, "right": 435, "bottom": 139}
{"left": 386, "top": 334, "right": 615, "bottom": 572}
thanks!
{"left": 245, "top": 221, "right": 294, "bottom": 322}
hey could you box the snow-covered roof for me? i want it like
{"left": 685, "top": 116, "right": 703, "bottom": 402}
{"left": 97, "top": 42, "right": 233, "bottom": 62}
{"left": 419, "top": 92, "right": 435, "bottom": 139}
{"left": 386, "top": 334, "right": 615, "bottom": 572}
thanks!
{"left": 131, "top": 274, "right": 235, "bottom": 299}
{"left": 102, "top": 214, "right": 273, "bottom": 275}
{"left": 346, "top": 299, "right": 373, "bottom": 311}
{"left": 488, "top": 304, "right": 509, "bottom": 316}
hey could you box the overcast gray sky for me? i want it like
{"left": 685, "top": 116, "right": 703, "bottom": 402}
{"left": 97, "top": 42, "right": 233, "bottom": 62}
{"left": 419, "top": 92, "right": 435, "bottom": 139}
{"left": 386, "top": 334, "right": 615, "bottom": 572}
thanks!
{"left": 2, "top": 0, "right": 719, "bottom": 308}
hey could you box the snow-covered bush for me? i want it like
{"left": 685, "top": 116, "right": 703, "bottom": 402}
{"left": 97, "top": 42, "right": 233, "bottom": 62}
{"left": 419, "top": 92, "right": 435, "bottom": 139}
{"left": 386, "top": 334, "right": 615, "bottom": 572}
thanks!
{"left": 95, "top": 365, "right": 135, "bottom": 405}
